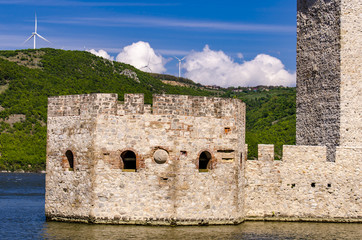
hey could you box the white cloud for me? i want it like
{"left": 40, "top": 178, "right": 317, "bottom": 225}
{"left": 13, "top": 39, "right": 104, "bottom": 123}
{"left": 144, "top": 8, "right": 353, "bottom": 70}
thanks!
{"left": 87, "top": 49, "right": 114, "bottom": 61}
{"left": 183, "top": 45, "right": 296, "bottom": 87}
{"left": 116, "top": 41, "right": 166, "bottom": 73}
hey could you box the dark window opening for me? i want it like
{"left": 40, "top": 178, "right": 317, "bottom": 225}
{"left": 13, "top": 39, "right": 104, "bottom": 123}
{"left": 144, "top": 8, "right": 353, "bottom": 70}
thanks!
{"left": 291, "top": 184, "right": 296, "bottom": 188}
{"left": 199, "top": 151, "right": 211, "bottom": 171}
{"left": 217, "top": 149, "right": 234, "bottom": 153}
{"left": 327, "top": 183, "right": 332, "bottom": 188}
{"left": 65, "top": 150, "right": 74, "bottom": 170}
{"left": 311, "top": 183, "right": 316, "bottom": 188}
{"left": 121, "top": 151, "right": 137, "bottom": 170}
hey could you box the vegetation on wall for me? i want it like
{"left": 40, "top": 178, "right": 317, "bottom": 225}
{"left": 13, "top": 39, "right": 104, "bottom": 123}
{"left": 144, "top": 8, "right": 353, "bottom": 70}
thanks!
{"left": 0, "top": 48, "right": 296, "bottom": 171}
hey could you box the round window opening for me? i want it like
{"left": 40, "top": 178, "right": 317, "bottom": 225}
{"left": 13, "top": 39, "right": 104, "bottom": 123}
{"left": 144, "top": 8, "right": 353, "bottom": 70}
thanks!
{"left": 153, "top": 149, "right": 168, "bottom": 164}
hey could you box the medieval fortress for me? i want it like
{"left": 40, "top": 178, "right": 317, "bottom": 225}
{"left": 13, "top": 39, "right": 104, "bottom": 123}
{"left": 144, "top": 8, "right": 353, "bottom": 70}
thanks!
{"left": 45, "top": 0, "right": 361, "bottom": 225}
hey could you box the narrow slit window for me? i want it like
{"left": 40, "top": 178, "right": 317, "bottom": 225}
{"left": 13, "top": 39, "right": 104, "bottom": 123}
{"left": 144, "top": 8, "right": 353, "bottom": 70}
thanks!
{"left": 199, "top": 151, "right": 211, "bottom": 171}
{"left": 65, "top": 150, "right": 74, "bottom": 170}
{"left": 121, "top": 151, "right": 137, "bottom": 171}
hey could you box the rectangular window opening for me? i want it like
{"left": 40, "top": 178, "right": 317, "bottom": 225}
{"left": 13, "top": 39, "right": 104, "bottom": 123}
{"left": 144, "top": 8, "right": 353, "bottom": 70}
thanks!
{"left": 224, "top": 127, "right": 231, "bottom": 133}
{"left": 217, "top": 149, "right": 235, "bottom": 153}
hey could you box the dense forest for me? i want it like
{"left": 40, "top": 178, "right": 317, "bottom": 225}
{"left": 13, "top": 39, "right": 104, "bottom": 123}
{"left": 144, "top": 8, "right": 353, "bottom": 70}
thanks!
{"left": 0, "top": 48, "right": 295, "bottom": 171}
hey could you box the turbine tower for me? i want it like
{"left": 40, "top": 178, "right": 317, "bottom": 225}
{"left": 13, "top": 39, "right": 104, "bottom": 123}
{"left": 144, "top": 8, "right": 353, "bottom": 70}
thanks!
{"left": 140, "top": 57, "right": 152, "bottom": 72}
{"left": 24, "top": 13, "right": 50, "bottom": 49}
{"left": 174, "top": 56, "right": 185, "bottom": 78}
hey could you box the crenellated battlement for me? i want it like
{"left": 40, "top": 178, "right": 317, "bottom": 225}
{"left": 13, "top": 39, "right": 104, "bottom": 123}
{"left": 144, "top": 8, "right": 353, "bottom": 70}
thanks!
{"left": 249, "top": 144, "right": 327, "bottom": 163}
{"left": 48, "top": 93, "right": 118, "bottom": 117}
{"left": 48, "top": 93, "right": 245, "bottom": 119}
{"left": 245, "top": 144, "right": 362, "bottom": 221}
{"left": 152, "top": 94, "right": 244, "bottom": 118}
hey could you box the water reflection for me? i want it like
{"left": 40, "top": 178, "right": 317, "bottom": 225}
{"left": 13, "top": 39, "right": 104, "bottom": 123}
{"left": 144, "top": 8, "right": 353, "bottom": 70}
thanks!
{"left": 42, "top": 221, "right": 362, "bottom": 240}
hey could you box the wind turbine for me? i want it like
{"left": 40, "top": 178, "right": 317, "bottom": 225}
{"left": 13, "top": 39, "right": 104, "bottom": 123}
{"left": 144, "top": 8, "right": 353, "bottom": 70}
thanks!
{"left": 140, "top": 57, "right": 152, "bottom": 72}
{"left": 24, "top": 13, "right": 50, "bottom": 49}
{"left": 174, "top": 56, "right": 185, "bottom": 78}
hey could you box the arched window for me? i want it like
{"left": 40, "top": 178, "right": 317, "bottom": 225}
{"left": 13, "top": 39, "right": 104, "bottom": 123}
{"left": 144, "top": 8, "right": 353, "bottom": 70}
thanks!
{"left": 65, "top": 150, "right": 74, "bottom": 170}
{"left": 199, "top": 151, "right": 211, "bottom": 171}
{"left": 121, "top": 150, "right": 137, "bottom": 170}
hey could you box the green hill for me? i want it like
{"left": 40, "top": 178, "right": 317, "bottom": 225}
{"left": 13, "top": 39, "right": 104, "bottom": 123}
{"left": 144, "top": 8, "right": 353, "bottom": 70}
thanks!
{"left": 0, "top": 48, "right": 295, "bottom": 171}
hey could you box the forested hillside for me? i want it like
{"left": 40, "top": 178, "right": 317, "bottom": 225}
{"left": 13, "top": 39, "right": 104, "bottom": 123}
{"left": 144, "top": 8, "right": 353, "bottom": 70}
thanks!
{"left": 0, "top": 48, "right": 295, "bottom": 171}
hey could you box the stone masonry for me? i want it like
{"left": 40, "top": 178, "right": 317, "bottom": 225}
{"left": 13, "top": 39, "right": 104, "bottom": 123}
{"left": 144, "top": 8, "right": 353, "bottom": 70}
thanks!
{"left": 45, "top": 0, "right": 361, "bottom": 225}
{"left": 45, "top": 94, "right": 246, "bottom": 225}
{"left": 245, "top": 144, "right": 361, "bottom": 222}
{"left": 296, "top": 0, "right": 362, "bottom": 161}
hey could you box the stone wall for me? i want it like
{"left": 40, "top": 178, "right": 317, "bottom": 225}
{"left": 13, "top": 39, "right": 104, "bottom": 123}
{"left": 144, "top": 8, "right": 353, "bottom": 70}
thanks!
{"left": 296, "top": 0, "right": 362, "bottom": 160}
{"left": 47, "top": 93, "right": 118, "bottom": 117}
{"left": 296, "top": 0, "right": 342, "bottom": 161}
{"left": 340, "top": 0, "right": 362, "bottom": 147}
{"left": 46, "top": 93, "right": 247, "bottom": 225}
{"left": 46, "top": 93, "right": 361, "bottom": 224}
{"left": 46, "top": 94, "right": 118, "bottom": 221}
{"left": 245, "top": 144, "right": 362, "bottom": 222}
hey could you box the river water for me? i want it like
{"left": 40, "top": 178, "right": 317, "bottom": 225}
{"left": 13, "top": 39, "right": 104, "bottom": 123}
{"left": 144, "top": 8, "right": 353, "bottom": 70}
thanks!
{"left": 0, "top": 173, "right": 361, "bottom": 240}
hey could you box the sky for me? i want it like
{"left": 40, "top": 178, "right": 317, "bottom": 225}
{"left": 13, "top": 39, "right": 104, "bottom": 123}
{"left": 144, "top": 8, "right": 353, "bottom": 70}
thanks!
{"left": 0, "top": 0, "right": 297, "bottom": 87}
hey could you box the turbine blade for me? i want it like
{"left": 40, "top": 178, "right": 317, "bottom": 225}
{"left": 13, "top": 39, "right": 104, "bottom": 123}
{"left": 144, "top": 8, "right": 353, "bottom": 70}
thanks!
{"left": 35, "top": 13, "right": 37, "bottom": 33}
{"left": 174, "top": 56, "right": 180, "bottom": 61}
{"left": 23, "top": 34, "right": 34, "bottom": 44}
{"left": 181, "top": 57, "right": 186, "bottom": 61}
{"left": 36, "top": 33, "right": 50, "bottom": 43}
{"left": 140, "top": 65, "right": 152, "bottom": 72}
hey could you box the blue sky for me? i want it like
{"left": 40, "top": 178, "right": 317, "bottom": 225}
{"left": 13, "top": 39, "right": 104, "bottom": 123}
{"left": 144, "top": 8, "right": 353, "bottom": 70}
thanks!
{"left": 0, "top": 0, "right": 297, "bottom": 87}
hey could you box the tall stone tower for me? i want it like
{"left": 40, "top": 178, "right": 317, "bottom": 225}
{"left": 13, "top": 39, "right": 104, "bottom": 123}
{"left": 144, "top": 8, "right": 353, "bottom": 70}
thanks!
{"left": 296, "top": 0, "right": 361, "bottom": 161}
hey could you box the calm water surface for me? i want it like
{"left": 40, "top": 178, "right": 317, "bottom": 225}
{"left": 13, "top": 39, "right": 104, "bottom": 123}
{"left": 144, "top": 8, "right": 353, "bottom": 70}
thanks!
{"left": 0, "top": 173, "right": 361, "bottom": 240}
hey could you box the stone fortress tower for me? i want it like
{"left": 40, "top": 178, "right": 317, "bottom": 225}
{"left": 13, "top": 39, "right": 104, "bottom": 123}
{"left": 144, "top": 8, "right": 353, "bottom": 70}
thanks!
{"left": 296, "top": 0, "right": 361, "bottom": 161}
{"left": 45, "top": 94, "right": 247, "bottom": 225}
{"left": 45, "top": 0, "right": 361, "bottom": 224}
